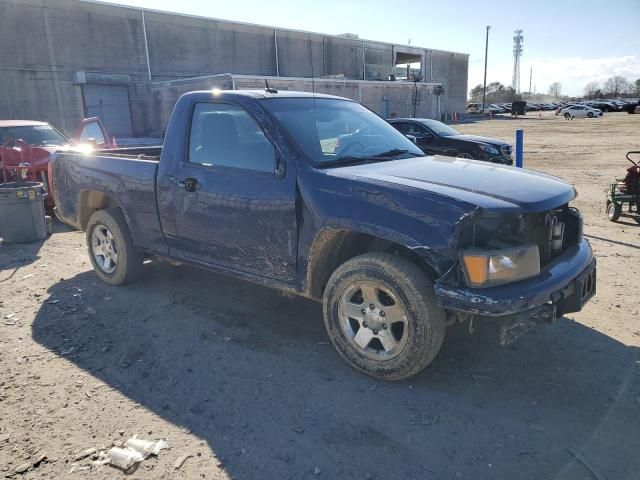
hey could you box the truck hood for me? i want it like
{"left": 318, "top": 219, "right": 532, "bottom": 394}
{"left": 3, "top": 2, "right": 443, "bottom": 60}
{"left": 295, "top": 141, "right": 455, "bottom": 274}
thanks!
{"left": 328, "top": 155, "right": 576, "bottom": 213}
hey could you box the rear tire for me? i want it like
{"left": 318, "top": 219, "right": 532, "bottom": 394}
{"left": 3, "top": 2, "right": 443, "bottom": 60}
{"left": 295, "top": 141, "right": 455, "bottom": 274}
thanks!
{"left": 607, "top": 202, "right": 621, "bottom": 222}
{"left": 564, "top": 113, "right": 571, "bottom": 120}
{"left": 323, "top": 253, "right": 446, "bottom": 381}
{"left": 86, "top": 208, "right": 143, "bottom": 285}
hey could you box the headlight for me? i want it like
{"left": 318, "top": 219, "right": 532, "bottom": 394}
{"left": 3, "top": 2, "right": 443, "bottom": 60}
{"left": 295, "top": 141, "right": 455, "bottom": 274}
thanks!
{"left": 479, "top": 145, "right": 499, "bottom": 155}
{"left": 461, "top": 245, "right": 540, "bottom": 288}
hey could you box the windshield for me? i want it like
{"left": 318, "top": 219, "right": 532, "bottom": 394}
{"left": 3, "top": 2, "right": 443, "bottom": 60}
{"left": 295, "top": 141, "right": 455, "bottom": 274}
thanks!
{"left": 0, "top": 125, "right": 68, "bottom": 147}
{"left": 261, "top": 98, "right": 423, "bottom": 165}
{"left": 420, "top": 119, "right": 460, "bottom": 137}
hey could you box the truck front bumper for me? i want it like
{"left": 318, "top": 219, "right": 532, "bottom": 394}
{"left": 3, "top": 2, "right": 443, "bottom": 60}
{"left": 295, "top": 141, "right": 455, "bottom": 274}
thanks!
{"left": 434, "top": 239, "right": 596, "bottom": 317}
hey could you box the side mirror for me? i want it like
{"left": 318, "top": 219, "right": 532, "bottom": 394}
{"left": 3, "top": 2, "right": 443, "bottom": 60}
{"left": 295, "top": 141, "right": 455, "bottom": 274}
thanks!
{"left": 405, "top": 134, "right": 417, "bottom": 144}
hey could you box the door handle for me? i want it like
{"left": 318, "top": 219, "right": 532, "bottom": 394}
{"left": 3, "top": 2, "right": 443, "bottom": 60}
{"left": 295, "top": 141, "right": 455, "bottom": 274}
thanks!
{"left": 178, "top": 177, "right": 197, "bottom": 192}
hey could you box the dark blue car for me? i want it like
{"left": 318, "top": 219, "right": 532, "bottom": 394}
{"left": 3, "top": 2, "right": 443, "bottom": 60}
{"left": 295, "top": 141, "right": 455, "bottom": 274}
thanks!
{"left": 51, "top": 90, "right": 596, "bottom": 381}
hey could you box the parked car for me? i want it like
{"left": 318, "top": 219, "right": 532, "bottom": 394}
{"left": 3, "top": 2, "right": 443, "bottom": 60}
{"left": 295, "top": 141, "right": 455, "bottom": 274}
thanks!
{"left": 625, "top": 100, "right": 640, "bottom": 114}
{"left": 466, "top": 103, "right": 484, "bottom": 114}
{"left": 589, "top": 101, "right": 616, "bottom": 112}
{"left": 51, "top": 90, "right": 596, "bottom": 381}
{"left": 0, "top": 117, "right": 115, "bottom": 207}
{"left": 388, "top": 118, "right": 512, "bottom": 164}
{"left": 556, "top": 104, "right": 574, "bottom": 115}
{"left": 561, "top": 105, "right": 603, "bottom": 119}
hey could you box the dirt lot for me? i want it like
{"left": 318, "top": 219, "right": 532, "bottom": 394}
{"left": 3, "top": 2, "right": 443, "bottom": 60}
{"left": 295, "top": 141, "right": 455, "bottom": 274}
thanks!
{"left": 1, "top": 112, "right": 639, "bottom": 479}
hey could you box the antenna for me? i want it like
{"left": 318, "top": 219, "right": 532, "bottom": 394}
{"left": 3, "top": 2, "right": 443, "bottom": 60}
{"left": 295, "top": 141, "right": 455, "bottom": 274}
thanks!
{"left": 309, "top": 33, "right": 316, "bottom": 96}
{"left": 264, "top": 78, "right": 278, "bottom": 94}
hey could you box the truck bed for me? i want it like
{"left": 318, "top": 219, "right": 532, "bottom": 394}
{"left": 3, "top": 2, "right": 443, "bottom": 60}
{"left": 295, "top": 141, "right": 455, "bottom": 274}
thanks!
{"left": 51, "top": 150, "right": 167, "bottom": 255}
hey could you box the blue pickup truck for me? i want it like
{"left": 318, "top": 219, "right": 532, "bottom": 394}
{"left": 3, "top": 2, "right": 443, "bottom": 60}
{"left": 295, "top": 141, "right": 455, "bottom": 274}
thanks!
{"left": 51, "top": 90, "right": 596, "bottom": 380}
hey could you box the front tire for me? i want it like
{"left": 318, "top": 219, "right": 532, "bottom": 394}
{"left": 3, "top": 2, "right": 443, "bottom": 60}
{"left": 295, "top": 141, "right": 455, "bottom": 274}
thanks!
{"left": 564, "top": 113, "right": 571, "bottom": 120}
{"left": 323, "top": 253, "right": 446, "bottom": 381}
{"left": 86, "top": 208, "right": 143, "bottom": 285}
{"left": 587, "top": 112, "right": 594, "bottom": 118}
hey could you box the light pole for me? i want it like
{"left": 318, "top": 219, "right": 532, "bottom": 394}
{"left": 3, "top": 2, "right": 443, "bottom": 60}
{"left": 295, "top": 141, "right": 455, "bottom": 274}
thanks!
{"left": 482, "top": 26, "right": 491, "bottom": 115}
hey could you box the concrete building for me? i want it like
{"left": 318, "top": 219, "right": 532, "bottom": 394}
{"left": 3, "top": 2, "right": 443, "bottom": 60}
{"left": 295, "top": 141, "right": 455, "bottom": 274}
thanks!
{"left": 0, "top": 0, "right": 469, "bottom": 137}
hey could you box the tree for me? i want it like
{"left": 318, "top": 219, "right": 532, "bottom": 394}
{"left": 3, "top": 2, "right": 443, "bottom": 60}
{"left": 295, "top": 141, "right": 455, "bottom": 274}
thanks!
{"left": 469, "top": 84, "right": 484, "bottom": 101}
{"left": 548, "top": 82, "right": 562, "bottom": 99}
{"left": 633, "top": 79, "right": 640, "bottom": 96}
{"left": 468, "top": 82, "right": 522, "bottom": 103}
{"left": 584, "top": 82, "right": 600, "bottom": 99}
{"left": 603, "top": 76, "right": 629, "bottom": 97}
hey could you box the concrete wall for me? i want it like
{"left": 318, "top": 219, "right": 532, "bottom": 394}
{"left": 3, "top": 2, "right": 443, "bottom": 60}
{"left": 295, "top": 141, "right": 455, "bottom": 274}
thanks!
{"left": 428, "top": 50, "right": 469, "bottom": 115}
{"left": 0, "top": 0, "right": 149, "bottom": 134}
{"left": 150, "top": 74, "right": 439, "bottom": 135}
{"left": 0, "top": 0, "right": 468, "bottom": 136}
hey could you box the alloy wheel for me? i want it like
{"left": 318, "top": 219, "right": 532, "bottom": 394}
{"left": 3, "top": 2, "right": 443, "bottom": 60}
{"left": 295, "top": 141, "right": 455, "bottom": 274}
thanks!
{"left": 91, "top": 225, "right": 118, "bottom": 273}
{"left": 337, "top": 281, "right": 409, "bottom": 360}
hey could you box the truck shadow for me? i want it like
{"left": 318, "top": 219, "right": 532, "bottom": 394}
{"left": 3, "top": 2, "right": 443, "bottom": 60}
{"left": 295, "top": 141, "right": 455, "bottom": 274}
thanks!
{"left": 0, "top": 221, "right": 73, "bottom": 278}
{"left": 31, "top": 262, "right": 639, "bottom": 479}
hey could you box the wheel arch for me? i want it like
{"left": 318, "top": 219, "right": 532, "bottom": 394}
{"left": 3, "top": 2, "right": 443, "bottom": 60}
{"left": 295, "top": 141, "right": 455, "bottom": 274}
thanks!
{"left": 305, "top": 227, "right": 444, "bottom": 301}
{"left": 77, "top": 189, "right": 127, "bottom": 230}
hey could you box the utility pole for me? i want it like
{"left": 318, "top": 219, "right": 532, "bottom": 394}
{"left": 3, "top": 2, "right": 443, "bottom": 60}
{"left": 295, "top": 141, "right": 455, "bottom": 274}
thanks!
{"left": 482, "top": 26, "right": 491, "bottom": 114}
{"left": 528, "top": 66, "right": 532, "bottom": 98}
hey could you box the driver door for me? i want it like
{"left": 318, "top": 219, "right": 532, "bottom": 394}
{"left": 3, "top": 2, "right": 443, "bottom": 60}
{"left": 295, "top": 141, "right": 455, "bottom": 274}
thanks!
{"left": 160, "top": 101, "right": 299, "bottom": 281}
{"left": 573, "top": 106, "right": 586, "bottom": 118}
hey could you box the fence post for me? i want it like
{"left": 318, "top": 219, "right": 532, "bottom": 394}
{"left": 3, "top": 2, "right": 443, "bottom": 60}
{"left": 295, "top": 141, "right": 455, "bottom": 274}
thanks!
{"left": 515, "top": 129, "right": 524, "bottom": 168}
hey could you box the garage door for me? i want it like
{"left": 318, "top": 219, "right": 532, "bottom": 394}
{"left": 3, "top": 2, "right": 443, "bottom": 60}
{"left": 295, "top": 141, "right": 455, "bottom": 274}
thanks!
{"left": 83, "top": 84, "right": 133, "bottom": 137}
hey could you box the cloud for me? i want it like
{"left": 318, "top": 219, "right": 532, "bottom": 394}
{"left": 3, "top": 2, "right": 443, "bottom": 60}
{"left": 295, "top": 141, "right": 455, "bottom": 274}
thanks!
{"left": 469, "top": 55, "right": 640, "bottom": 96}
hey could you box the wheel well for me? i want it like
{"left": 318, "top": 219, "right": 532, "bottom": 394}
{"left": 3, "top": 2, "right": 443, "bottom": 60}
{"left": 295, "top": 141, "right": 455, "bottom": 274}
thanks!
{"left": 77, "top": 190, "right": 121, "bottom": 230}
{"left": 306, "top": 228, "right": 439, "bottom": 300}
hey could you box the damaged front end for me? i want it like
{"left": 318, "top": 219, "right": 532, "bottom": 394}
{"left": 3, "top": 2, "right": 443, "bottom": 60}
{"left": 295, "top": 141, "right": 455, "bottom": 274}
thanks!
{"left": 434, "top": 204, "right": 596, "bottom": 342}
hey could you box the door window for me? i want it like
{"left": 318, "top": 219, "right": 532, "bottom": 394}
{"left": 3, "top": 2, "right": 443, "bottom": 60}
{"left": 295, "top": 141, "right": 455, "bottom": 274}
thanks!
{"left": 79, "top": 121, "right": 106, "bottom": 146}
{"left": 391, "top": 122, "right": 410, "bottom": 134}
{"left": 189, "top": 103, "right": 275, "bottom": 173}
{"left": 404, "top": 123, "right": 428, "bottom": 137}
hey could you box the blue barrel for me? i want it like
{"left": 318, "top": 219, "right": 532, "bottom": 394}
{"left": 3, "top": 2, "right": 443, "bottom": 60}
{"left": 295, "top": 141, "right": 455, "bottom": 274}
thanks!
{"left": 0, "top": 182, "right": 48, "bottom": 243}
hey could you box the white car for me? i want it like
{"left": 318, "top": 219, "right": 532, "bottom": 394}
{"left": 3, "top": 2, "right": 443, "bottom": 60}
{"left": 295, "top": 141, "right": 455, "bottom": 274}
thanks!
{"left": 560, "top": 105, "right": 603, "bottom": 119}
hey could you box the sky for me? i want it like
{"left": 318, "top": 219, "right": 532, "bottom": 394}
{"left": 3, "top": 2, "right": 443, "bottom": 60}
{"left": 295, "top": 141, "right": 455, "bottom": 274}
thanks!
{"left": 102, "top": 0, "right": 640, "bottom": 97}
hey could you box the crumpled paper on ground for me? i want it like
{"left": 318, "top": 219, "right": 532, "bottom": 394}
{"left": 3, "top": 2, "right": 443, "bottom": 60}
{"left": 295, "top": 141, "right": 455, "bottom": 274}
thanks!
{"left": 94, "top": 436, "right": 169, "bottom": 472}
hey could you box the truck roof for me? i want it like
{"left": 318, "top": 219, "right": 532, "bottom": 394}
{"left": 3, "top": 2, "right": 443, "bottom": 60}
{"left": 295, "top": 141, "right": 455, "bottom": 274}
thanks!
{"left": 187, "top": 89, "right": 352, "bottom": 101}
{"left": 0, "top": 120, "right": 49, "bottom": 127}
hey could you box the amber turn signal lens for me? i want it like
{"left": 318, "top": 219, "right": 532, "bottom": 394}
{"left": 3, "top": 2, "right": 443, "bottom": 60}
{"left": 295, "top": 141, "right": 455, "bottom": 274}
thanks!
{"left": 462, "top": 255, "right": 488, "bottom": 286}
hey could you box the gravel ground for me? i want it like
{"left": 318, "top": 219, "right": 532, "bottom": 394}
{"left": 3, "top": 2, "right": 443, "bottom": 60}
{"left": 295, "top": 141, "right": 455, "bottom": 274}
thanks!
{"left": 0, "top": 111, "right": 639, "bottom": 479}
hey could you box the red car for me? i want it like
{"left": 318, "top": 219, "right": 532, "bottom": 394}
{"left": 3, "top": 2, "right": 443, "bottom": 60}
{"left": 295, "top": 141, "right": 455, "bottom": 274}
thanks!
{"left": 0, "top": 117, "right": 115, "bottom": 208}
